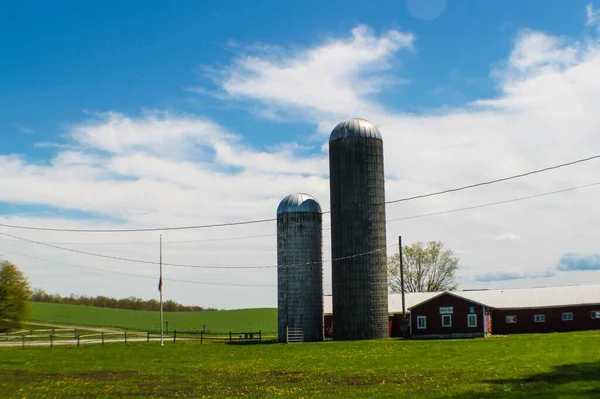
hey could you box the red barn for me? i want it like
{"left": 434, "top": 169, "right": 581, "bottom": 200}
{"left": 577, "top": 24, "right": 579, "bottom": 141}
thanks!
{"left": 323, "top": 292, "right": 440, "bottom": 338}
{"left": 407, "top": 292, "right": 491, "bottom": 338}
{"left": 323, "top": 284, "right": 600, "bottom": 339}
{"left": 460, "top": 285, "right": 600, "bottom": 335}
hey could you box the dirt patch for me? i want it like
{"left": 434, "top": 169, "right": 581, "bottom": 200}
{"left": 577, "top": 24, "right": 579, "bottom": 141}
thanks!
{"left": 5, "top": 369, "right": 137, "bottom": 382}
{"left": 267, "top": 370, "right": 303, "bottom": 376}
{"left": 68, "top": 370, "right": 137, "bottom": 381}
{"left": 266, "top": 370, "right": 306, "bottom": 383}
{"left": 341, "top": 375, "right": 382, "bottom": 386}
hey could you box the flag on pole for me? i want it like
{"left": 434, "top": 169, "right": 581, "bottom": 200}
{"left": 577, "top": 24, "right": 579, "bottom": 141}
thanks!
{"left": 158, "top": 276, "right": 162, "bottom": 292}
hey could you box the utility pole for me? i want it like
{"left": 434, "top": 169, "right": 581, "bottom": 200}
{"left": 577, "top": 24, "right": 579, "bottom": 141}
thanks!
{"left": 399, "top": 236, "right": 407, "bottom": 335}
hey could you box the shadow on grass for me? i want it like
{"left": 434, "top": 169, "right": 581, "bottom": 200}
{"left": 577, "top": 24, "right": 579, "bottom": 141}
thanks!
{"left": 453, "top": 361, "right": 600, "bottom": 398}
{"left": 226, "top": 339, "right": 279, "bottom": 346}
{"left": 406, "top": 336, "right": 481, "bottom": 341}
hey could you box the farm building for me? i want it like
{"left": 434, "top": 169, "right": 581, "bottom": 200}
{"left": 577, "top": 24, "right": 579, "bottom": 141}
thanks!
{"left": 323, "top": 284, "right": 600, "bottom": 339}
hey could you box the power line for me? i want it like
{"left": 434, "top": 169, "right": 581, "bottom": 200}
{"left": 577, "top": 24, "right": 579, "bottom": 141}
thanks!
{"left": 0, "top": 233, "right": 281, "bottom": 246}
{"left": 386, "top": 181, "right": 600, "bottom": 223}
{"left": 0, "top": 217, "right": 277, "bottom": 233}
{"left": 0, "top": 230, "right": 396, "bottom": 270}
{"left": 0, "top": 180, "right": 597, "bottom": 268}
{"left": 0, "top": 231, "right": 272, "bottom": 269}
{"left": 380, "top": 154, "right": 600, "bottom": 205}
{"left": 0, "top": 175, "right": 589, "bottom": 247}
{"left": 0, "top": 249, "right": 276, "bottom": 288}
{"left": 169, "top": 244, "right": 397, "bottom": 269}
{"left": 1, "top": 153, "right": 598, "bottom": 233}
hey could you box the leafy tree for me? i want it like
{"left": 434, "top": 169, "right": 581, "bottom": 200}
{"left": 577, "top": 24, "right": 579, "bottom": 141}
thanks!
{"left": 387, "top": 241, "right": 459, "bottom": 293}
{"left": 0, "top": 261, "right": 33, "bottom": 332}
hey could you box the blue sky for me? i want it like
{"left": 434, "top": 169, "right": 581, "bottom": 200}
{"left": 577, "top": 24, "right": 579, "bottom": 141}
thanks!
{"left": 2, "top": 0, "right": 592, "bottom": 151}
{"left": 1, "top": 1, "right": 600, "bottom": 308}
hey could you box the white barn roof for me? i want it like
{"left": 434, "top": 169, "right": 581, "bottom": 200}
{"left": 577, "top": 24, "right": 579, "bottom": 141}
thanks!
{"left": 456, "top": 284, "right": 600, "bottom": 310}
{"left": 323, "top": 284, "right": 600, "bottom": 315}
{"left": 323, "top": 292, "right": 440, "bottom": 315}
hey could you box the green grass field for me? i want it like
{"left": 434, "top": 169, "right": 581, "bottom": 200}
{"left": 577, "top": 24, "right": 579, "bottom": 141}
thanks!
{"left": 1, "top": 331, "right": 599, "bottom": 398}
{"left": 28, "top": 302, "right": 277, "bottom": 333}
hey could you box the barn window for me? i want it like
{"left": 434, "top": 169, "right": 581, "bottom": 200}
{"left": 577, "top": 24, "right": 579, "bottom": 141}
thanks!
{"left": 442, "top": 314, "right": 452, "bottom": 327}
{"left": 467, "top": 314, "right": 477, "bottom": 328}
{"left": 534, "top": 314, "right": 545, "bottom": 323}
{"left": 417, "top": 316, "right": 426, "bottom": 329}
{"left": 591, "top": 311, "right": 600, "bottom": 319}
{"left": 562, "top": 312, "right": 573, "bottom": 321}
{"left": 506, "top": 315, "right": 517, "bottom": 323}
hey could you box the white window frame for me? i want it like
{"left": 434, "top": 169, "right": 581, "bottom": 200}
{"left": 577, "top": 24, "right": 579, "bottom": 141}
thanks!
{"left": 591, "top": 311, "right": 600, "bottom": 320}
{"left": 506, "top": 315, "right": 517, "bottom": 324}
{"left": 562, "top": 312, "right": 573, "bottom": 321}
{"left": 441, "top": 314, "right": 452, "bottom": 327}
{"left": 467, "top": 314, "right": 477, "bottom": 328}
{"left": 534, "top": 314, "right": 545, "bottom": 323}
{"left": 417, "top": 316, "right": 426, "bottom": 329}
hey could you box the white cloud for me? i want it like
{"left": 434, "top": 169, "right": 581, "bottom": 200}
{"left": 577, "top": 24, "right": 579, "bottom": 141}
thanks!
{"left": 490, "top": 30, "right": 584, "bottom": 85}
{"left": 2, "top": 6, "right": 600, "bottom": 308}
{"left": 10, "top": 123, "right": 34, "bottom": 135}
{"left": 493, "top": 233, "right": 520, "bottom": 242}
{"left": 211, "top": 25, "right": 414, "bottom": 120}
{"left": 70, "top": 111, "right": 235, "bottom": 158}
{"left": 205, "top": 8, "right": 600, "bottom": 291}
{"left": 0, "top": 111, "right": 331, "bottom": 223}
{"left": 587, "top": 3, "right": 600, "bottom": 27}
{"left": 0, "top": 111, "right": 333, "bottom": 309}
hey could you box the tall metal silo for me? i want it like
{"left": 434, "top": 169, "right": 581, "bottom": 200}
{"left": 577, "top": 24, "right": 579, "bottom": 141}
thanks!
{"left": 329, "top": 118, "right": 389, "bottom": 340}
{"left": 277, "top": 193, "right": 324, "bottom": 342}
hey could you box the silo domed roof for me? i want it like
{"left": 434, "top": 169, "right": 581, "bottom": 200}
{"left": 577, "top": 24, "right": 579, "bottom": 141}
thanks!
{"left": 277, "top": 193, "right": 322, "bottom": 214}
{"left": 329, "top": 118, "right": 382, "bottom": 142}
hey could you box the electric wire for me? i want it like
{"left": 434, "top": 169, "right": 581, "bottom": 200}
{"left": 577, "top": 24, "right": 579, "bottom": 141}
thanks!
{"left": 380, "top": 154, "right": 600, "bottom": 205}
{"left": 0, "top": 230, "right": 397, "bottom": 270}
{"left": 386, "top": 181, "right": 600, "bottom": 223}
{"left": 0, "top": 217, "right": 278, "bottom": 233}
{"left": 2, "top": 180, "right": 596, "bottom": 246}
{"left": 0, "top": 180, "right": 597, "bottom": 268}
{"left": 0, "top": 248, "right": 276, "bottom": 288}
{"left": 0, "top": 233, "right": 280, "bottom": 246}
{"left": 1, "top": 181, "right": 598, "bottom": 288}
{"left": 1, "top": 153, "right": 598, "bottom": 233}
{"left": 0, "top": 231, "right": 271, "bottom": 269}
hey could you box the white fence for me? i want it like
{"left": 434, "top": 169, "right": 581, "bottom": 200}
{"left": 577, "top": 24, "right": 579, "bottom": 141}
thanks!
{"left": 0, "top": 328, "right": 152, "bottom": 348}
{"left": 1, "top": 328, "right": 268, "bottom": 348}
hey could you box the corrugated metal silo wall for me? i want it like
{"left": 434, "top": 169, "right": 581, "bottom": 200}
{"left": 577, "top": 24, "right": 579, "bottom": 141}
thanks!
{"left": 329, "top": 136, "right": 389, "bottom": 340}
{"left": 277, "top": 211, "right": 324, "bottom": 342}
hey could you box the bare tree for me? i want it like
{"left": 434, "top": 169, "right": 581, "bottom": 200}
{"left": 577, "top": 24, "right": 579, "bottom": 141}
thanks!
{"left": 388, "top": 241, "right": 459, "bottom": 293}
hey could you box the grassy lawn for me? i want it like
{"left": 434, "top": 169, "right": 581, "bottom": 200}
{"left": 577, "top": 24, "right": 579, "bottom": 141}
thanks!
{"left": 28, "top": 302, "right": 277, "bottom": 333}
{"left": 1, "top": 331, "right": 599, "bottom": 398}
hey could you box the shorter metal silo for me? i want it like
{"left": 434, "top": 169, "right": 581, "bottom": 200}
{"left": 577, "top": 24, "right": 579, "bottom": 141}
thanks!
{"left": 277, "top": 193, "right": 324, "bottom": 342}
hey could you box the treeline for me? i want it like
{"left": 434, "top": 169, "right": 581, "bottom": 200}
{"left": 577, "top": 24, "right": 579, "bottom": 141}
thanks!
{"left": 30, "top": 289, "right": 218, "bottom": 312}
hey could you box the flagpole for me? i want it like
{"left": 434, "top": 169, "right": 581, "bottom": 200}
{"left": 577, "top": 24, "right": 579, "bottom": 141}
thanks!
{"left": 160, "top": 234, "right": 164, "bottom": 347}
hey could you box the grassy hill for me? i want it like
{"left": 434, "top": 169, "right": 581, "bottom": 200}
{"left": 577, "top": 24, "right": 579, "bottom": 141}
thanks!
{"left": 28, "top": 302, "right": 277, "bottom": 333}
